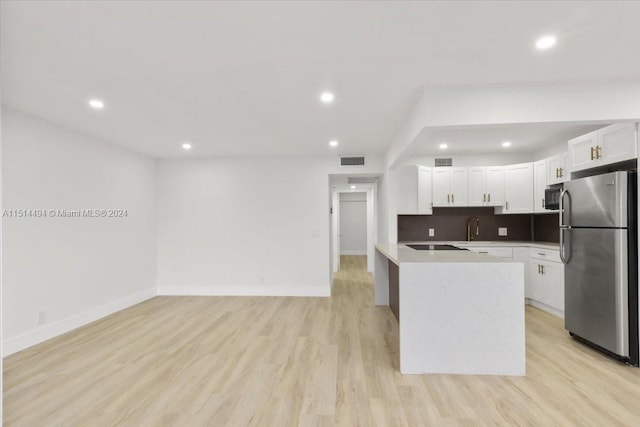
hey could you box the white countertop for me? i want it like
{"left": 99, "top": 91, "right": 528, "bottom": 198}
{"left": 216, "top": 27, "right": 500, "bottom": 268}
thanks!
{"left": 400, "top": 240, "right": 560, "bottom": 250}
{"left": 376, "top": 243, "right": 513, "bottom": 265}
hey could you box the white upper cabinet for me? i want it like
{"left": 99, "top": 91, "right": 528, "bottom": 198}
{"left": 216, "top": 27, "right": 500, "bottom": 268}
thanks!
{"left": 396, "top": 165, "right": 432, "bottom": 214}
{"left": 485, "top": 166, "right": 505, "bottom": 206}
{"left": 468, "top": 166, "right": 505, "bottom": 206}
{"left": 547, "top": 153, "right": 568, "bottom": 185}
{"left": 502, "top": 162, "right": 534, "bottom": 214}
{"left": 533, "top": 160, "right": 547, "bottom": 213}
{"left": 600, "top": 123, "right": 638, "bottom": 164}
{"left": 432, "top": 167, "right": 468, "bottom": 206}
{"left": 569, "top": 123, "right": 638, "bottom": 173}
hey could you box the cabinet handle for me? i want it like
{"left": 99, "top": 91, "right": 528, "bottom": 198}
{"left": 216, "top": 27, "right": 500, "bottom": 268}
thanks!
{"left": 590, "top": 146, "right": 595, "bottom": 160}
{"left": 537, "top": 252, "right": 546, "bottom": 256}
{"left": 542, "top": 198, "right": 545, "bottom": 208}
{"left": 556, "top": 168, "right": 560, "bottom": 178}
{"left": 537, "top": 264, "right": 541, "bottom": 274}
{"left": 483, "top": 193, "right": 486, "bottom": 203}
{"left": 488, "top": 193, "right": 491, "bottom": 202}
{"left": 596, "top": 145, "right": 602, "bottom": 159}
{"left": 505, "top": 201, "right": 509, "bottom": 210}
{"left": 452, "top": 194, "right": 454, "bottom": 203}
{"left": 541, "top": 265, "right": 545, "bottom": 274}
{"left": 447, "top": 194, "right": 450, "bottom": 203}
{"left": 559, "top": 167, "right": 563, "bottom": 177}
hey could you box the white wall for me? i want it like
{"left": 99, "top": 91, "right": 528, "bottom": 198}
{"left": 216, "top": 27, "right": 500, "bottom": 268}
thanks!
{"left": 339, "top": 192, "right": 367, "bottom": 255}
{"left": 2, "top": 109, "right": 157, "bottom": 355}
{"left": 403, "top": 152, "right": 532, "bottom": 168}
{"left": 157, "top": 157, "right": 336, "bottom": 296}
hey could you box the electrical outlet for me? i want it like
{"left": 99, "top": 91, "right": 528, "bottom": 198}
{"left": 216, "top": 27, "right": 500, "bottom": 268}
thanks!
{"left": 37, "top": 310, "right": 46, "bottom": 325}
{"left": 428, "top": 228, "right": 435, "bottom": 237}
{"left": 498, "top": 227, "right": 508, "bottom": 236}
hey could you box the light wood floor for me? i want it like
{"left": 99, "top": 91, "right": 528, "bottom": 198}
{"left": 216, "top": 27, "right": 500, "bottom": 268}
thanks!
{"left": 4, "top": 255, "right": 640, "bottom": 426}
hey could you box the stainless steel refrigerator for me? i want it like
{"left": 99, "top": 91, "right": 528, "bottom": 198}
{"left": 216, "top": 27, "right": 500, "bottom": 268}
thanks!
{"left": 560, "top": 171, "right": 638, "bottom": 366}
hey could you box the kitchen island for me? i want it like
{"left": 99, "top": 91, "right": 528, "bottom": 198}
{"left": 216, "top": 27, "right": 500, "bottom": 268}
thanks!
{"left": 375, "top": 243, "right": 525, "bottom": 376}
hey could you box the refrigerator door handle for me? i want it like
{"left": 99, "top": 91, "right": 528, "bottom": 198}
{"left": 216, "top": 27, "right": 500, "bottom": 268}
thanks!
{"left": 560, "top": 228, "right": 571, "bottom": 264}
{"left": 559, "top": 189, "right": 570, "bottom": 227}
{"left": 559, "top": 189, "right": 571, "bottom": 264}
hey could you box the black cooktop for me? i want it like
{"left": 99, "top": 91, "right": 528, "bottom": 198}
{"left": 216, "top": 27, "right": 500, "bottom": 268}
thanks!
{"left": 406, "top": 244, "right": 468, "bottom": 251}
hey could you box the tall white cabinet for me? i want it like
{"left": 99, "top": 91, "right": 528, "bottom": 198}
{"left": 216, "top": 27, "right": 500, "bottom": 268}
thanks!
{"left": 502, "top": 163, "right": 534, "bottom": 213}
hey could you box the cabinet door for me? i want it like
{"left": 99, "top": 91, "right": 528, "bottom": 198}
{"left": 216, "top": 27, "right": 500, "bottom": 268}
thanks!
{"left": 533, "top": 160, "right": 547, "bottom": 213}
{"left": 600, "top": 123, "right": 637, "bottom": 164}
{"left": 432, "top": 168, "right": 451, "bottom": 206}
{"left": 450, "top": 168, "right": 468, "bottom": 206}
{"left": 504, "top": 163, "right": 533, "bottom": 213}
{"left": 485, "top": 166, "right": 505, "bottom": 206}
{"left": 528, "top": 259, "right": 543, "bottom": 301}
{"left": 467, "top": 167, "right": 486, "bottom": 206}
{"left": 543, "top": 261, "right": 564, "bottom": 312}
{"left": 417, "top": 166, "right": 432, "bottom": 214}
{"left": 569, "top": 131, "right": 599, "bottom": 172}
{"left": 547, "top": 153, "right": 568, "bottom": 185}
{"left": 396, "top": 165, "right": 418, "bottom": 214}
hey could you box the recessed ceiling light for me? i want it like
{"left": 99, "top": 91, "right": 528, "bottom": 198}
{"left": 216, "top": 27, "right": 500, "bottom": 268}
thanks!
{"left": 535, "top": 35, "right": 557, "bottom": 50}
{"left": 439, "top": 143, "right": 448, "bottom": 149}
{"left": 329, "top": 140, "right": 339, "bottom": 147}
{"left": 88, "top": 98, "right": 104, "bottom": 109}
{"left": 350, "top": 185, "right": 356, "bottom": 189}
{"left": 320, "top": 92, "right": 335, "bottom": 104}
{"left": 502, "top": 141, "right": 512, "bottom": 147}
{"left": 182, "top": 142, "right": 192, "bottom": 150}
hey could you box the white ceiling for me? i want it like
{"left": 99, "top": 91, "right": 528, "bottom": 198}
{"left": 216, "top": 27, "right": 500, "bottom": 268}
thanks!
{"left": 412, "top": 122, "right": 608, "bottom": 155}
{"left": 2, "top": 1, "right": 640, "bottom": 158}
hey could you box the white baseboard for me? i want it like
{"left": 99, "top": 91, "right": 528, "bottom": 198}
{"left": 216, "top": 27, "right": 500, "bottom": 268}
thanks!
{"left": 526, "top": 298, "right": 565, "bottom": 319}
{"left": 3, "top": 288, "right": 157, "bottom": 357}
{"left": 157, "top": 285, "right": 330, "bottom": 297}
{"left": 340, "top": 250, "right": 367, "bottom": 256}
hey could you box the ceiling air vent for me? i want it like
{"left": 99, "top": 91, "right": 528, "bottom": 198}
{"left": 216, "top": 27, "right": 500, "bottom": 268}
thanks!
{"left": 340, "top": 156, "right": 365, "bottom": 166}
{"left": 434, "top": 158, "right": 453, "bottom": 167}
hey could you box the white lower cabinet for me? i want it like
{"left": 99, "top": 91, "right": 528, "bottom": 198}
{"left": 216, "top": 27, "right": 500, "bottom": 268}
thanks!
{"left": 527, "top": 248, "right": 564, "bottom": 316}
{"left": 466, "top": 246, "right": 513, "bottom": 259}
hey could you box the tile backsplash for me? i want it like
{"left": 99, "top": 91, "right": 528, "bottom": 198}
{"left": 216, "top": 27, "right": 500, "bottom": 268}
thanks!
{"left": 398, "top": 207, "right": 559, "bottom": 243}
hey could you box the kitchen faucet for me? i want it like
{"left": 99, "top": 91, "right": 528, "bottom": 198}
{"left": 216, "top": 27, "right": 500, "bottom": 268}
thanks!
{"left": 467, "top": 217, "right": 480, "bottom": 241}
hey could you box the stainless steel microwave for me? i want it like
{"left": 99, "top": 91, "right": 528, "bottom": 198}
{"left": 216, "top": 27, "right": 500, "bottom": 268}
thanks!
{"left": 544, "top": 185, "right": 562, "bottom": 210}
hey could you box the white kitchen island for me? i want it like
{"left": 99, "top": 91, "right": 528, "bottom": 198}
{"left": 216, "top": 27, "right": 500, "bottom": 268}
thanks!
{"left": 375, "top": 244, "right": 525, "bottom": 376}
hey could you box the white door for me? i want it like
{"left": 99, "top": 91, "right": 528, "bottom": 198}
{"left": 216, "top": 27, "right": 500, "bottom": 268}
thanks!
{"left": 432, "top": 168, "right": 451, "bottom": 206}
{"left": 467, "top": 167, "right": 486, "bottom": 206}
{"left": 450, "top": 168, "right": 468, "bottom": 206}
{"left": 485, "top": 166, "right": 505, "bottom": 206}
{"left": 504, "top": 163, "right": 533, "bottom": 213}
{"left": 569, "top": 132, "right": 599, "bottom": 172}
{"left": 547, "top": 153, "right": 568, "bottom": 185}
{"left": 533, "top": 160, "right": 547, "bottom": 213}
{"left": 600, "top": 123, "right": 637, "bottom": 164}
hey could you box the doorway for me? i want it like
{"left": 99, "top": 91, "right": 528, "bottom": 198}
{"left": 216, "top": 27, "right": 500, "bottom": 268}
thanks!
{"left": 339, "top": 191, "right": 368, "bottom": 274}
{"left": 329, "top": 178, "right": 377, "bottom": 278}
